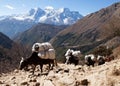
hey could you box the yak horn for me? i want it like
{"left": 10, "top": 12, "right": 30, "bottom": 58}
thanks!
{"left": 21, "top": 57, "right": 24, "bottom": 61}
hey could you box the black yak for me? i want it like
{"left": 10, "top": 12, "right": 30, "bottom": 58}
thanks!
{"left": 19, "top": 52, "right": 56, "bottom": 74}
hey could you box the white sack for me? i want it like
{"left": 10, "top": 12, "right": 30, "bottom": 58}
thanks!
{"left": 32, "top": 42, "right": 55, "bottom": 59}
{"left": 38, "top": 49, "right": 55, "bottom": 59}
{"left": 32, "top": 42, "right": 54, "bottom": 52}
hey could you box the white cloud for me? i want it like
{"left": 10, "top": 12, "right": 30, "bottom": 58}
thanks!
{"left": 45, "top": 6, "right": 54, "bottom": 10}
{"left": 5, "top": 5, "right": 15, "bottom": 10}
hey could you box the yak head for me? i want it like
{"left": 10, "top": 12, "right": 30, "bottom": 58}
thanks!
{"left": 19, "top": 57, "right": 27, "bottom": 70}
{"left": 19, "top": 52, "right": 38, "bottom": 70}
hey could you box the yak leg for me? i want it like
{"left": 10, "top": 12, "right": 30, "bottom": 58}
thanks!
{"left": 54, "top": 59, "right": 58, "bottom": 66}
{"left": 92, "top": 61, "right": 95, "bottom": 67}
{"left": 47, "top": 63, "right": 53, "bottom": 72}
{"left": 31, "top": 65, "right": 36, "bottom": 75}
{"left": 51, "top": 63, "right": 54, "bottom": 70}
{"left": 48, "top": 63, "right": 51, "bottom": 71}
{"left": 65, "top": 56, "right": 70, "bottom": 64}
{"left": 49, "top": 60, "right": 55, "bottom": 70}
{"left": 49, "top": 60, "right": 54, "bottom": 70}
{"left": 40, "top": 64, "right": 43, "bottom": 73}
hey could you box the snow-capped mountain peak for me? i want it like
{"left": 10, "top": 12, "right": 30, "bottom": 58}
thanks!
{"left": 0, "top": 7, "right": 83, "bottom": 38}
{"left": 0, "top": 7, "right": 83, "bottom": 25}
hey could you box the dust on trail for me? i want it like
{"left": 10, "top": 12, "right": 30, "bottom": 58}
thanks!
{"left": 0, "top": 58, "right": 120, "bottom": 86}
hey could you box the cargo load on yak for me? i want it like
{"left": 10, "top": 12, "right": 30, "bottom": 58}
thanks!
{"left": 32, "top": 42, "right": 55, "bottom": 59}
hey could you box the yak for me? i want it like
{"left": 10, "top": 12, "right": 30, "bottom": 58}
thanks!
{"left": 19, "top": 52, "right": 56, "bottom": 74}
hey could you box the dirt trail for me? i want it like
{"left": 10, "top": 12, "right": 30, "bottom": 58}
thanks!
{"left": 0, "top": 58, "right": 120, "bottom": 86}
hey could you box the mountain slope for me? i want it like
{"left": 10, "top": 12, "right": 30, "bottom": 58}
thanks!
{"left": 14, "top": 23, "right": 68, "bottom": 46}
{"left": 0, "top": 32, "right": 14, "bottom": 49}
{"left": 0, "top": 32, "right": 18, "bottom": 73}
{"left": 50, "top": 2, "right": 120, "bottom": 58}
{"left": 0, "top": 32, "right": 14, "bottom": 60}
{"left": 0, "top": 32, "right": 28, "bottom": 74}
{"left": 113, "top": 45, "right": 120, "bottom": 58}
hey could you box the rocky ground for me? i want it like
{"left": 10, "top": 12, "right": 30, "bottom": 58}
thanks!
{"left": 0, "top": 57, "right": 120, "bottom": 86}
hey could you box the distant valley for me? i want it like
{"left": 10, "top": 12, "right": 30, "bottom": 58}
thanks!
{"left": 14, "top": 23, "right": 68, "bottom": 46}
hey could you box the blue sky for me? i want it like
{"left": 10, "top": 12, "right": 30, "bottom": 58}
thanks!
{"left": 0, "top": 0, "right": 120, "bottom": 16}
